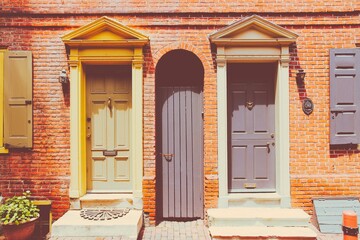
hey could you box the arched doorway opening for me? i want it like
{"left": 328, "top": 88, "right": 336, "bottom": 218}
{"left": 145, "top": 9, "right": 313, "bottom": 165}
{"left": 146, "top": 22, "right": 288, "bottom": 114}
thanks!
{"left": 156, "top": 49, "right": 204, "bottom": 220}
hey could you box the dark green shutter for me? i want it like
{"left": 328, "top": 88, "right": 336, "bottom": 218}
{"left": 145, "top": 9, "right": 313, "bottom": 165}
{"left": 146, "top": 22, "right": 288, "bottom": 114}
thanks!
{"left": 4, "top": 51, "right": 33, "bottom": 148}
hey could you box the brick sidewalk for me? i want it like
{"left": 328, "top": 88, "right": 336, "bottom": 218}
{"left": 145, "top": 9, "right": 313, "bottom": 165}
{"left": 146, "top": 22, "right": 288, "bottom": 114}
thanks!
{"left": 46, "top": 219, "right": 211, "bottom": 240}
{"left": 140, "top": 220, "right": 211, "bottom": 240}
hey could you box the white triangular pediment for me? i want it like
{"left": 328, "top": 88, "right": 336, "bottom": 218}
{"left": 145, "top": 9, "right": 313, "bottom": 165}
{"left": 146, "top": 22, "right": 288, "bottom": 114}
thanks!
{"left": 62, "top": 16, "right": 148, "bottom": 46}
{"left": 210, "top": 15, "right": 298, "bottom": 46}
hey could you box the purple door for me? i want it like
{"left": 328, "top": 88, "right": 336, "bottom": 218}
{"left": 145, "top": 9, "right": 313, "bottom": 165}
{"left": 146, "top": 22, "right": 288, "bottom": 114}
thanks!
{"left": 158, "top": 86, "right": 203, "bottom": 218}
{"left": 228, "top": 63, "right": 276, "bottom": 193}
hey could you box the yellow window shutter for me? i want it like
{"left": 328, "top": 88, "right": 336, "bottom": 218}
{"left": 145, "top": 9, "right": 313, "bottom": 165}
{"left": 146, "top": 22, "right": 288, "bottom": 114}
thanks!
{"left": 4, "top": 51, "right": 33, "bottom": 148}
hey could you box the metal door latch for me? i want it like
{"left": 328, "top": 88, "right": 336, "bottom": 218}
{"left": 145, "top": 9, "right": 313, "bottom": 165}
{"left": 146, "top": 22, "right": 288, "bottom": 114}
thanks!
{"left": 162, "top": 153, "right": 174, "bottom": 161}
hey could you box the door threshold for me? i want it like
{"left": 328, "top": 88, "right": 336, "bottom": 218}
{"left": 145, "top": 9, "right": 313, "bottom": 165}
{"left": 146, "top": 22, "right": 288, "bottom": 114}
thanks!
{"left": 220, "top": 192, "right": 284, "bottom": 208}
{"left": 79, "top": 193, "right": 135, "bottom": 209}
{"left": 228, "top": 192, "right": 281, "bottom": 199}
{"left": 80, "top": 193, "right": 133, "bottom": 201}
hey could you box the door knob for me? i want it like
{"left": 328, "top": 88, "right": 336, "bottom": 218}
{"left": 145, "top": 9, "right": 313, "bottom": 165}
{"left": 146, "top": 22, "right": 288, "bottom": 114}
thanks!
{"left": 246, "top": 101, "right": 254, "bottom": 110}
{"left": 107, "top": 97, "right": 112, "bottom": 116}
{"left": 107, "top": 97, "right": 112, "bottom": 110}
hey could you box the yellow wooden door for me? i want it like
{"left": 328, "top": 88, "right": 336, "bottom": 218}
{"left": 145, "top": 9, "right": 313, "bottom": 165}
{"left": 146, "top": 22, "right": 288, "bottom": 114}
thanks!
{"left": 86, "top": 66, "right": 132, "bottom": 193}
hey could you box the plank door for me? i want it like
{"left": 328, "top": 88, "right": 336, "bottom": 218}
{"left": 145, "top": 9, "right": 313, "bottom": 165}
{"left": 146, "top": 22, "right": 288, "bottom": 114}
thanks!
{"left": 228, "top": 66, "right": 275, "bottom": 193}
{"left": 86, "top": 66, "right": 132, "bottom": 193}
{"left": 159, "top": 87, "right": 204, "bottom": 218}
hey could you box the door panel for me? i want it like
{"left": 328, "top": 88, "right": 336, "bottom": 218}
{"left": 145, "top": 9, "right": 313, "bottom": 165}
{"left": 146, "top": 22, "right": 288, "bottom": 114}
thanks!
{"left": 228, "top": 64, "right": 275, "bottom": 193}
{"left": 114, "top": 156, "right": 130, "bottom": 181}
{"left": 114, "top": 100, "right": 130, "bottom": 149}
{"left": 92, "top": 156, "right": 107, "bottom": 181}
{"left": 159, "top": 87, "right": 203, "bottom": 218}
{"left": 86, "top": 66, "right": 132, "bottom": 193}
{"left": 91, "top": 101, "right": 107, "bottom": 149}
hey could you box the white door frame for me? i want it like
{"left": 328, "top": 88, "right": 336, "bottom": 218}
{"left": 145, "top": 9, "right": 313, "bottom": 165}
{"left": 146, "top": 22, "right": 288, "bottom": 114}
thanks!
{"left": 216, "top": 47, "right": 291, "bottom": 208}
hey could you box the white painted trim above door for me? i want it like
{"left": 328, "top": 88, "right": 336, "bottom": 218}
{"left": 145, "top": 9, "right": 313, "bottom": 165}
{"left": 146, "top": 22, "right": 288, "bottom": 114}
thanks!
{"left": 216, "top": 50, "right": 291, "bottom": 208}
{"left": 209, "top": 15, "right": 297, "bottom": 208}
{"left": 62, "top": 17, "right": 148, "bottom": 209}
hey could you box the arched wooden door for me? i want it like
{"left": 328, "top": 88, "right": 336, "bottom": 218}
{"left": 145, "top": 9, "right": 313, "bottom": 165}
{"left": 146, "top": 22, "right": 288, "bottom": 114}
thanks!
{"left": 156, "top": 50, "right": 204, "bottom": 219}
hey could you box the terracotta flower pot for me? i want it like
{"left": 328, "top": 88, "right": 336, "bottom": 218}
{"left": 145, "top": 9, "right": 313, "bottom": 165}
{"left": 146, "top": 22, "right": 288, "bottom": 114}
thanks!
{"left": 2, "top": 217, "right": 38, "bottom": 240}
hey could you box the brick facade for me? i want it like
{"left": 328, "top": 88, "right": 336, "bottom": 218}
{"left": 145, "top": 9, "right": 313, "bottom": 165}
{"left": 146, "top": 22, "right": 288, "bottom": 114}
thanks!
{"left": 0, "top": 1, "right": 359, "bottom": 224}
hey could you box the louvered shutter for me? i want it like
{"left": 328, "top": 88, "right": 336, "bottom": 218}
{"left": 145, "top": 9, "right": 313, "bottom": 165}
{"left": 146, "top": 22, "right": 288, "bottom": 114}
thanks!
{"left": 4, "top": 51, "right": 33, "bottom": 148}
{"left": 330, "top": 48, "right": 360, "bottom": 145}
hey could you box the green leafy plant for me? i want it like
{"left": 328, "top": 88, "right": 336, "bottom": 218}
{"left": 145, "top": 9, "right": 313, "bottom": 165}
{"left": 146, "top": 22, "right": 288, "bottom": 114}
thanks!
{"left": 0, "top": 191, "right": 39, "bottom": 225}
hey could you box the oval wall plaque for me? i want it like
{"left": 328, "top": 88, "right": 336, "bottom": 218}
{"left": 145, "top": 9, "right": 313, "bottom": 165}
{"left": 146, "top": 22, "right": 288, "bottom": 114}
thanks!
{"left": 302, "top": 98, "right": 314, "bottom": 115}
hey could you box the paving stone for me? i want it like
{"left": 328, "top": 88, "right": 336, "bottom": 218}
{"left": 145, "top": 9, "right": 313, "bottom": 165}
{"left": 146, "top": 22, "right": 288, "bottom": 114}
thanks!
{"left": 16, "top": 220, "right": 344, "bottom": 240}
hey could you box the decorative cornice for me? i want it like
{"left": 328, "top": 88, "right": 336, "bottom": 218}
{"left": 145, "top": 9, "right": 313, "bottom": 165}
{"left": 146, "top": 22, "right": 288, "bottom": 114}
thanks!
{"left": 62, "top": 16, "right": 149, "bottom": 48}
{"left": 209, "top": 15, "right": 298, "bottom": 47}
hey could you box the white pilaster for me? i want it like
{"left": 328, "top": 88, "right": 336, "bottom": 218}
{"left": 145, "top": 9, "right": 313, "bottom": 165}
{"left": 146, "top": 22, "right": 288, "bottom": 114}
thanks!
{"left": 277, "top": 48, "right": 291, "bottom": 207}
{"left": 216, "top": 48, "right": 229, "bottom": 208}
{"left": 132, "top": 48, "right": 144, "bottom": 209}
{"left": 69, "top": 60, "right": 80, "bottom": 198}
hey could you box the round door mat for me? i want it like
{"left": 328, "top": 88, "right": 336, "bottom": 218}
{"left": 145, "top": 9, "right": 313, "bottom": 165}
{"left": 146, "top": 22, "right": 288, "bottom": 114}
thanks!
{"left": 80, "top": 208, "right": 130, "bottom": 221}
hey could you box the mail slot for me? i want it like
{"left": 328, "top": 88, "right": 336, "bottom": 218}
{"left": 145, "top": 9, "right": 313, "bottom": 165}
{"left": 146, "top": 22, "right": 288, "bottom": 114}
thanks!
{"left": 103, "top": 150, "right": 117, "bottom": 156}
{"left": 244, "top": 183, "right": 256, "bottom": 189}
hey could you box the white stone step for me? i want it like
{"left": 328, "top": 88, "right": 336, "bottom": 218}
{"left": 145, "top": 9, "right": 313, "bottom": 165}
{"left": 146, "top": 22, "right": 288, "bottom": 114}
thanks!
{"left": 207, "top": 208, "right": 310, "bottom": 227}
{"left": 80, "top": 194, "right": 135, "bottom": 209}
{"left": 209, "top": 226, "right": 317, "bottom": 239}
{"left": 51, "top": 210, "right": 142, "bottom": 239}
{"left": 227, "top": 193, "right": 282, "bottom": 208}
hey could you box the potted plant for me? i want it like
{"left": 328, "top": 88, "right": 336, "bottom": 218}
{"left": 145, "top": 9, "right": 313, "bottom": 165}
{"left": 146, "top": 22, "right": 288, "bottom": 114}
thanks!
{"left": 0, "top": 191, "right": 40, "bottom": 240}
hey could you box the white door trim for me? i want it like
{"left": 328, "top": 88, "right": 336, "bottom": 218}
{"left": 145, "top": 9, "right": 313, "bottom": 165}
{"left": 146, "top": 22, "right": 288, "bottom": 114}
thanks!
{"left": 68, "top": 51, "right": 144, "bottom": 209}
{"left": 217, "top": 46, "right": 291, "bottom": 208}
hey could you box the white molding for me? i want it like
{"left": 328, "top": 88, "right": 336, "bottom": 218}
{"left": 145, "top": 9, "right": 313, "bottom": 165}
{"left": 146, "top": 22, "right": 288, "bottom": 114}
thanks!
{"left": 216, "top": 48, "right": 291, "bottom": 208}
{"left": 217, "top": 57, "right": 228, "bottom": 208}
{"left": 64, "top": 19, "right": 147, "bottom": 202}
{"left": 132, "top": 49, "right": 144, "bottom": 203}
{"left": 69, "top": 61, "right": 80, "bottom": 198}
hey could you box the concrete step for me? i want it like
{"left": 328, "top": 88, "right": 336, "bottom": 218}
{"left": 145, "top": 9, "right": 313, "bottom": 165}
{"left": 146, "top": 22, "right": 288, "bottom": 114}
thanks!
{"left": 227, "top": 193, "right": 282, "bottom": 208}
{"left": 51, "top": 209, "right": 143, "bottom": 239}
{"left": 209, "top": 226, "right": 317, "bottom": 239}
{"left": 80, "top": 194, "right": 134, "bottom": 209}
{"left": 207, "top": 208, "right": 310, "bottom": 227}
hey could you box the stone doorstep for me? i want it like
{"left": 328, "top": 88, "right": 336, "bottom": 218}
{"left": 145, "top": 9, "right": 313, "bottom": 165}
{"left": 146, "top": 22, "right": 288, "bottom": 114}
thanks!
{"left": 207, "top": 208, "right": 310, "bottom": 227}
{"left": 79, "top": 194, "right": 134, "bottom": 209}
{"left": 227, "top": 193, "right": 282, "bottom": 208}
{"left": 51, "top": 209, "right": 143, "bottom": 239}
{"left": 209, "top": 226, "right": 317, "bottom": 239}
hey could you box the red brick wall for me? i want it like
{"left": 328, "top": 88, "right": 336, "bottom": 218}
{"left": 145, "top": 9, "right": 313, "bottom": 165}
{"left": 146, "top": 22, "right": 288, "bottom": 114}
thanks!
{"left": 1, "top": 0, "right": 356, "bottom": 14}
{"left": 0, "top": 2, "right": 358, "bottom": 224}
{"left": 289, "top": 25, "right": 359, "bottom": 214}
{"left": 0, "top": 27, "right": 70, "bottom": 219}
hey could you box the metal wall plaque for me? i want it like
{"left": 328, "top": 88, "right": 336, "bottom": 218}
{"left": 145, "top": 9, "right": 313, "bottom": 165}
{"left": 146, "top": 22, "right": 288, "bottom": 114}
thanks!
{"left": 302, "top": 98, "right": 314, "bottom": 115}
